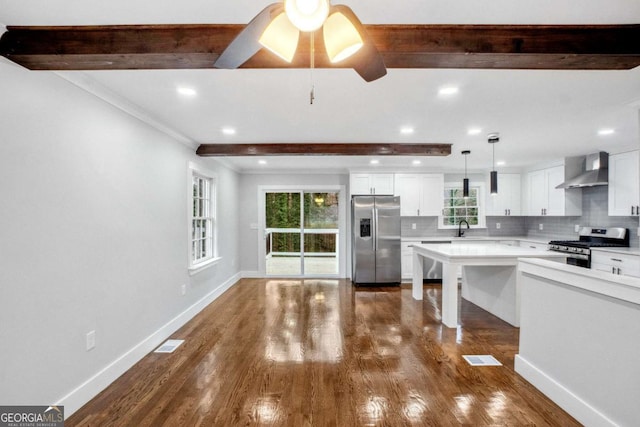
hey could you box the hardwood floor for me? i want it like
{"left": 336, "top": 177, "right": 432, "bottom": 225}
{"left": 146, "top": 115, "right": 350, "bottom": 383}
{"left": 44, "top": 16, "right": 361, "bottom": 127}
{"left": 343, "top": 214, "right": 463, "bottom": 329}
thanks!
{"left": 67, "top": 279, "right": 580, "bottom": 426}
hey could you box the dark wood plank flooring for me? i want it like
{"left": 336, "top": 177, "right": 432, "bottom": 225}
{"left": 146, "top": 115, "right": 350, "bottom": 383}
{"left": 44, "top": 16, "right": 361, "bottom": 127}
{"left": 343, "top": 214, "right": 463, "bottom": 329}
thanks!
{"left": 67, "top": 279, "right": 580, "bottom": 426}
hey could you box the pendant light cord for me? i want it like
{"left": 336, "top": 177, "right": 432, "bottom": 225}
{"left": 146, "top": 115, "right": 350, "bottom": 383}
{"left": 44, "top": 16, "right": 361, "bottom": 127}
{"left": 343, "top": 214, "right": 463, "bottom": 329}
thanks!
{"left": 492, "top": 143, "right": 495, "bottom": 171}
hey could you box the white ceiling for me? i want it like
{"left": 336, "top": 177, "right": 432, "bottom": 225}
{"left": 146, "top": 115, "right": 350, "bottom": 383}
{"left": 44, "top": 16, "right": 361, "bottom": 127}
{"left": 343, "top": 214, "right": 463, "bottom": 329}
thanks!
{"left": 2, "top": 0, "right": 640, "bottom": 173}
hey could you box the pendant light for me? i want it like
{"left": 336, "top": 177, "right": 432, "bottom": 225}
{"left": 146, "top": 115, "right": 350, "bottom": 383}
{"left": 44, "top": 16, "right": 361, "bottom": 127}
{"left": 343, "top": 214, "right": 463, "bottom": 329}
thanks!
{"left": 488, "top": 133, "right": 499, "bottom": 195}
{"left": 462, "top": 150, "right": 471, "bottom": 198}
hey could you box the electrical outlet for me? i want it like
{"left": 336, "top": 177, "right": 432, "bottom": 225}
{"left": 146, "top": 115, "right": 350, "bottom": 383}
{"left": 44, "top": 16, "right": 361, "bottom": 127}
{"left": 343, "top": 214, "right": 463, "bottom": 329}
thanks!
{"left": 539, "top": 223, "right": 544, "bottom": 231}
{"left": 575, "top": 224, "right": 580, "bottom": 232}
{"left": 181, "top": 284, "right": 187, "bottom": 296}
{"left": 86, "top": 330, "right": 96, "bottom": 351}
{"left": 412, "top": 223, "right": 417, "bottom": 230}
{"left": 496, "top": 222, "right": 501, "bottom": 229}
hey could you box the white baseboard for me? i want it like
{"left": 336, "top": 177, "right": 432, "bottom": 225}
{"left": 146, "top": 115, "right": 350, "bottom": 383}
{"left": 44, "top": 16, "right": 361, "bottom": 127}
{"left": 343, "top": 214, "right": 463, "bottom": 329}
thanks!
{"left": 58, "top": 272, "right": 241, "bottom": 417}
{"left": 240, "top": 270, "right": 261, "bottom": 278}
{"left": 514, "top": 355, "right": 617, "bottom": 427}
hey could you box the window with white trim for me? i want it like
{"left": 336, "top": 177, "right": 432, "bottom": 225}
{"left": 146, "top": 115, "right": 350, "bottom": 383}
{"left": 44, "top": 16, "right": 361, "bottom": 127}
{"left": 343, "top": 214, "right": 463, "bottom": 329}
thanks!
{"left": 189, "top": 166, "right": 217, "bottom": 269}
{"left": 440, "top": 182, "right": 486, "bottom": 228}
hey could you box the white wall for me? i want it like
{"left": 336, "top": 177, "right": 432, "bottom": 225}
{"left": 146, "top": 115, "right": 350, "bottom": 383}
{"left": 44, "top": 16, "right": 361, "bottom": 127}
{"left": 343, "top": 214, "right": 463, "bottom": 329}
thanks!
{"left": 0, "top": 59, "right": 239, "bottom": 414}
{"left": 238, "top": 173, "right": 348, "bottom": 275}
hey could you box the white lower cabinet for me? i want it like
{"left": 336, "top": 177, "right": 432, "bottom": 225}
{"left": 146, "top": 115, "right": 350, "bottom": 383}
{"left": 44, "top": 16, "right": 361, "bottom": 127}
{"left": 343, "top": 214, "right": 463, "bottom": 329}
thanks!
{"left": 401, "top": 240, "right": 449, "bottom": 281}
{"left": 591, "top": 250, "right": 640, "bottom": 278}
{"left": 401, "top": 242, "right": 414, "bottom": 280}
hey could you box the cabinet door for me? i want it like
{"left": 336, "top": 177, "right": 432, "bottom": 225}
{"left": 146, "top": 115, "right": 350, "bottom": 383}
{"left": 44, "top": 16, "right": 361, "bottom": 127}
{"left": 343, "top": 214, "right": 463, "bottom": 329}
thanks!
{"left": 592, "top": 251, "right": 640, "bottom": 278}
{"left": 528, "top": 170, "right": 546, "bottom": 215}
{"left": 608, "top": 151, "right": 640, "bottom": 216}
{"left": 505, "top": 174, "right": 522, "bottom": 215}
{"left": 401, "top": 242, "right": 414, "bottom": 280}
{"left": 395, "top": 174, "right": 422, "bottom": 216}
{"left": 487, "top": 173, "right": 521, "bottom": 215}
{"left": 371, "top": 174, "right": 394, "bottom": 195}
{"left": 420, "top": 174, "right": 445, "bottom": 216}
{"left": 350, "top": 174, "right": 372, "bottom": 195}
{"left": 545, "top": 165, "right": 565, "bottom": 215}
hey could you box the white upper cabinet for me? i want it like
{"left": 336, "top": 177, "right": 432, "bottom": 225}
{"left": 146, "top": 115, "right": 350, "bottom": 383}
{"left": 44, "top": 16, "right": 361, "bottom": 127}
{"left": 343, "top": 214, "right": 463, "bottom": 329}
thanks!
{"left": 608, "top": 150, "right": 640, "bottom": 216}
{"left": 486, "top": 173, "right": 521, "bottom": 216}
{"left": 350, "top": 173, "right": 395, "bottom": 195}
{"left": 394, "top": 173, "right": 444, "bottom": 216}
{"left": 526, "top": 165, "right": 581, "bottom": 216}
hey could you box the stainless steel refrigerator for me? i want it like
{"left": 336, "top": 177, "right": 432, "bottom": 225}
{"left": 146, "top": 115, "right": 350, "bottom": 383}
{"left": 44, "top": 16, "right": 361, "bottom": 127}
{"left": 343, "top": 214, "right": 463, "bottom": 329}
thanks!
{"left": 351, "top": 195, "right": 401, "bottom": 285}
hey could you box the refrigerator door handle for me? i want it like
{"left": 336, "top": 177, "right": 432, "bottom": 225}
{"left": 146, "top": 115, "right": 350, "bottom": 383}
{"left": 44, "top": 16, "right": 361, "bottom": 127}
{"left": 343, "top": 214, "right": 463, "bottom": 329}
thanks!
{"left": 373, "top": 208, "right": 379, "bottom": 252}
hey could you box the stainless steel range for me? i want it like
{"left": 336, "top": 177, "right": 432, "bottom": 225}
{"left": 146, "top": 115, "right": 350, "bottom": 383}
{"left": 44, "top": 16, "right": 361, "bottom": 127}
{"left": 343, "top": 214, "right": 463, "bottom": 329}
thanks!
{"left": 548, "top": 227, "right": 629, "bottom": 268}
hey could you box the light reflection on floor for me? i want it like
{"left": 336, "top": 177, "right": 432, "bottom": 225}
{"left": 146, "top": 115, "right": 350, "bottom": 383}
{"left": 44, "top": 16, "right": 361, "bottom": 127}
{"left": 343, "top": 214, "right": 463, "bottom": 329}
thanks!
{"left": 264, "top": 280, "right": 343, "bottom": 363}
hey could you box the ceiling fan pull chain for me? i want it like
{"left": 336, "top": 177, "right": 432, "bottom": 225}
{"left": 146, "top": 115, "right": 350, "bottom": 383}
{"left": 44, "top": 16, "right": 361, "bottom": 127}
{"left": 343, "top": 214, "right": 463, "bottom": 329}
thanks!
{"left": 310, "top": 32, "right": 315, "bottom": 105}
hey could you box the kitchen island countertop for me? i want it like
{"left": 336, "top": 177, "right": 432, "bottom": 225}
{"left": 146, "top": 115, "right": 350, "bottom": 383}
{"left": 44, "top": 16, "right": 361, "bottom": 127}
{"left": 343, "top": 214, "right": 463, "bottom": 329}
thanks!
{"left": 411, "top": 243, "right": 566, "bottom": 327}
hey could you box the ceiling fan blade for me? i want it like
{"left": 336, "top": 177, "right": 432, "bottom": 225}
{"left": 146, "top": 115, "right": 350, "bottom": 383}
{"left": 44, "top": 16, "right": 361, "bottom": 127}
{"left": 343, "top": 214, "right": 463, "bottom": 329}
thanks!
{"left": 330, "top": 5, "right": 387, "bottom": 82}
{"left": 214, "top": 3, "right": 284, "bottom": 69}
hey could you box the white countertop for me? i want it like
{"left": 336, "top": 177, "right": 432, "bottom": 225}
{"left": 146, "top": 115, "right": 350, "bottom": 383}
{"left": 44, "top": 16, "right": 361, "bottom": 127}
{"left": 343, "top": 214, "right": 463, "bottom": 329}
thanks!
{"left": 519, "top": 258, "right": 640, "bottom": 305}
{"left": 411, "top": 242, "right": 566, "bottom": 260}
{"left": 402, "top": 236, "right": 551, "bottom": 244}
{"left": 591, "top": 247, "right": 640, "bottom": 256}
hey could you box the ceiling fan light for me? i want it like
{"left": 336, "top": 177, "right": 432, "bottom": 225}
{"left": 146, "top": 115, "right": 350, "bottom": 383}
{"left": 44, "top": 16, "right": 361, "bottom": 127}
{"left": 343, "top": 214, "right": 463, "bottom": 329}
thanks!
{"left": 284, "top": 0, "right": 330, "bottom": 32}
{"left": 259, "top": 12, "right": 300, "bottom": 62}
{"left": 323, "top": 12, "right": 363, "bottom": 63}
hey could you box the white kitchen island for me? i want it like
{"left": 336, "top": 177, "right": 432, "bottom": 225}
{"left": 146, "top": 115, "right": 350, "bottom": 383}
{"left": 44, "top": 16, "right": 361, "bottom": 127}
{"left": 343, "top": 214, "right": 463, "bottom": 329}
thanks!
{"left": 411, "top": 243, "right": 566, "bottom": 328}
{"left": 516, "top": 258, "right": 640, "bottom": 427}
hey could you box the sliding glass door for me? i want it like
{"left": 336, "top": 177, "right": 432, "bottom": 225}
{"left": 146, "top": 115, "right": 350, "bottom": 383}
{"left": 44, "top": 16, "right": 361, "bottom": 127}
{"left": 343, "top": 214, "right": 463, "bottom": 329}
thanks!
{"left": 264, "top": 190, "right": 340, "bottom": 277}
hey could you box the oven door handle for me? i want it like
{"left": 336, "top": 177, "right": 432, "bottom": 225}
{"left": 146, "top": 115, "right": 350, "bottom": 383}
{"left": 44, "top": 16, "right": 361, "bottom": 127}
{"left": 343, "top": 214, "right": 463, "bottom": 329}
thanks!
{"left": 568, "top": 254, "right": 590, "bottom": 261}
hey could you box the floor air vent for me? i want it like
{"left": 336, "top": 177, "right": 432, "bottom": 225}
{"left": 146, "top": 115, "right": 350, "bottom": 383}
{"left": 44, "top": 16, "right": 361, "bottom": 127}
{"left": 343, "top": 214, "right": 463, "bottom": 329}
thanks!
{"left": 154, "top": 339, "right": 184, "bottom": 353}
{"left": 462, "top": 355, "right": 502, "bottom": 366}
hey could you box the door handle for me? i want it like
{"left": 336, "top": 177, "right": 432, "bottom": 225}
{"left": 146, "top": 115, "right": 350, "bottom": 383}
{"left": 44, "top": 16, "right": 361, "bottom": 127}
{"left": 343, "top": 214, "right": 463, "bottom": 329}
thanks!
{"left": 373, "top": 208, "right": 379, "bottom": 252}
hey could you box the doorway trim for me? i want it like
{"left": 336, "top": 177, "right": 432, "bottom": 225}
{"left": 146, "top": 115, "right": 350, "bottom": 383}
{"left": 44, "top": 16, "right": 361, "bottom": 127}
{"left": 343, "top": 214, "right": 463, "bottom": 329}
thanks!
{"left": 257, "top": 185, "right": 347, "bottom": 278}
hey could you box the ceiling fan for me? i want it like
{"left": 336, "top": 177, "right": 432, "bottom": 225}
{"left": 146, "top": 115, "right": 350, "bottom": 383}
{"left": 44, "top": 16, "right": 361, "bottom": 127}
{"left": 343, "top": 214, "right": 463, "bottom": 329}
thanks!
{"left": 213, "top": 0, "right": 387, "bottom": 82}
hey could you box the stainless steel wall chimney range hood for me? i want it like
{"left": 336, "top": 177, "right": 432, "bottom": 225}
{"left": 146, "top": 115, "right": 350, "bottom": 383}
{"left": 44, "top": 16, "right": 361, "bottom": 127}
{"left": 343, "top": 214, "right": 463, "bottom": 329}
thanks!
{"left": 556, "top": 152, "right": 609, "bottom": 189}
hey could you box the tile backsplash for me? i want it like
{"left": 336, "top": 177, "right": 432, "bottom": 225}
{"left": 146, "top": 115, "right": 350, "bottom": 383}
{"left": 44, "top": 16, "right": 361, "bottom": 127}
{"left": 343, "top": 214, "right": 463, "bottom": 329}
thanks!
{"left": 401, "top": 186, "right": 640, "bottom": 247}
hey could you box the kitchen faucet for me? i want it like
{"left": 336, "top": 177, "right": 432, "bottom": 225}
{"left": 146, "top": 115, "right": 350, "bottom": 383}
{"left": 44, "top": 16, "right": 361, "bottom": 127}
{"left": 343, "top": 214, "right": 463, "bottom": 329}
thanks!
{"left": 457, "top": 220, "right": 470, "bottom": 237}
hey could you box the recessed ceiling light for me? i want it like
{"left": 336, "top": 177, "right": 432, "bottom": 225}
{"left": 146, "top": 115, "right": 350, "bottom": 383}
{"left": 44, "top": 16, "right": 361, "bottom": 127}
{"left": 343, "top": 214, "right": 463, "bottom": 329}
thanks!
{"left": 176, "top": 86, "right": 197, "bottom": 97}
{"left": 496, "top": 161, "right": 506, "bottom": 166}
{"left": 222, "top": 127, "right": 236, "bottom": 135}
{"left": 370, "top": 159, "right": 380, "bottom": 165}
{"left": 467, "top": 128, "right": 482, "bottom": 135}
{"left": 400, "top": 127, "right": 414, "bottom": 135}
{"left": 412, "top": 160, "right": 422, "bottom": 166}
{"left": 438, "top": 86, "right": 459, "bottom": 96}
{"left": 258, "top": 160, "right": 267, "bottom": 165}
{"left": 598, "top": 128, "right": 615, "bottom": 136}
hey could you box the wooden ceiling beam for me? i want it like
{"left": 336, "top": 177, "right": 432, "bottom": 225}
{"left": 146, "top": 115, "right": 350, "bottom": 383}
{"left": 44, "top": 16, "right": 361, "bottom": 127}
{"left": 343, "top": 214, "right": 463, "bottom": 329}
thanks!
{"left": 1, "top": 24, "right": 639, "bottom": 71}
{"left": 196, "top": 143, "right": 452, "bottom": 157}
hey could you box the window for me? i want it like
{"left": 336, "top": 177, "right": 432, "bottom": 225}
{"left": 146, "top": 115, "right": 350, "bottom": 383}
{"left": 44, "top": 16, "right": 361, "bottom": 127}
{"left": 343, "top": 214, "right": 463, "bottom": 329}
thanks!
{"left": 189, "top": 164, "right": 217, "bottom": 273}
{"left": 441, "top": 182, "right": 486, "bottom": 228}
